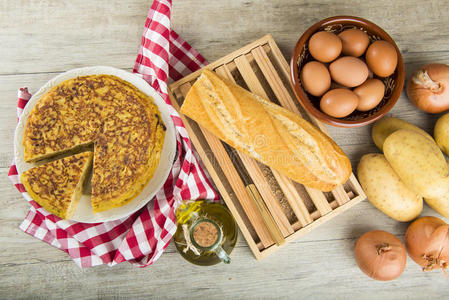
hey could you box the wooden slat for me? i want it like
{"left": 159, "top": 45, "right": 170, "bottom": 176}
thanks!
{"left": 178, "top": 82, "right": 275, "bottom": 249}
{"left": 265, "top": 36, "right": 291, "bottom": 82}
{"left": 214, "top": 64, "right": 293, "bottom": 236}
{"left": 305, "top": 187, "right": 332, "bottom": 216}
{"left": 252, "top": 46, "right": 299, "bottom": 112}
{"left": 347, "top": 173, "right": 365, "bottom": 200}
{"left": 234, "top": 55, "right": 267, "bottom": 95}
{"left": 331, "top": 186, "right": 351, "bottom": 206}
{"left": 214, "top": 64, "right": 234, "bottom": 84}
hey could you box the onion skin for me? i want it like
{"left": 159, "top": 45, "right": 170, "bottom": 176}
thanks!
{"left": 406, "top": 64, "right": 449, "bottom": 113}
{"left": 405, "top": 216, "right": 449, "bottom": 272}
{"left": 354, "top": 230, "right": 407, "bottom": 281}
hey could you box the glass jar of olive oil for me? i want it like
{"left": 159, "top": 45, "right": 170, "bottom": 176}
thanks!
{"left": 174, "top": 200, "right": 237, "bottom": 266}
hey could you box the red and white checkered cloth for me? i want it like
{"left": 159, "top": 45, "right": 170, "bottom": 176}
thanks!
{"left": 8, "top": 0, "right": 218, "bottom": 268}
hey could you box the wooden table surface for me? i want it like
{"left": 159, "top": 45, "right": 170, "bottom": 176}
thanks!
{"left": 1, "top": 1, "right": 448, "bottom": 299}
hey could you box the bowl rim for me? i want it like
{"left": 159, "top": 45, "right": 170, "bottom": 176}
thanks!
{"left": 289, "top": 15, "right": 405, "bottom": 128}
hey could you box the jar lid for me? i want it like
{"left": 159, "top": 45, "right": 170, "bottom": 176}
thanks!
{"left": 190, "top": 219, "right": 223, "bottom": 251}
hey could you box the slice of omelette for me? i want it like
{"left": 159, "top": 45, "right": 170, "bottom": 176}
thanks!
{"left": 22, "top": 76, "right": 103, "bottom": 163}
{"left": 20, "top": 152, "right": 93, "bottom": 219}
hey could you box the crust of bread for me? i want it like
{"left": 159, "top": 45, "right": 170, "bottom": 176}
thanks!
{"left": 180, "top": 69, "right": 351, "bottom": 191}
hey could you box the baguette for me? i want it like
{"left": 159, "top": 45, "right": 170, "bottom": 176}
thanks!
{"left": 180, "top": 69, "right": 351, "bottom": 191}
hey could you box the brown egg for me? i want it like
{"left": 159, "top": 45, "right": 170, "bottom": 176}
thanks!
{"left": 300, "top": 61, "right": 331, "bottom": 96}
{"left": 308, "top": 31, "right": 342, "bottom": 63}
{"left": 354, "top": 79, "right": 385, "bottom": 111}
{"left": 329, "top": 56, "right": 369, "bottom": 87}
{"left": 366, "top": 40, "right": 398, "bottom": 77}
{"left": 320, "top": 88, "right": 359, "bottom": 118}
{"left": 338, "top": 29, "right": 370, "bottom": 57}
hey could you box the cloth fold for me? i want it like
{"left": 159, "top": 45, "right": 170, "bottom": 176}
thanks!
{"left": 8, "top": 0, "right": 218, "bottom": 268}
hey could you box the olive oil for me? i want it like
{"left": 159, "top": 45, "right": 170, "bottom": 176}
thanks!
{"left": 174, "top": 201, "right": 237, "bottom": 266}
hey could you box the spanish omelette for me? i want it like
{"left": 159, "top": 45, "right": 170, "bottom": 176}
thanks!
{"left": 22, "top": 74, "right": 166, "bottom": 215}
{"left": 20, "top": 152, "right": 93, "bottom": 219}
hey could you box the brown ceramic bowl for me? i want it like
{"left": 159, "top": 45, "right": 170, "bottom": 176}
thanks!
{"left": 290, "top": 16, "right": 405, "bottom": 127}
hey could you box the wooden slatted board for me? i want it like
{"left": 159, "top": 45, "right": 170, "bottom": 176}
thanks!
{"left": 168, "top": 34, "right": 366, "bottom": 260}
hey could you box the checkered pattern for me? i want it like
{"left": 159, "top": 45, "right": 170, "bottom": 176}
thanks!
{"left": 8, "top": 0, "right": 218, "bottom": 268}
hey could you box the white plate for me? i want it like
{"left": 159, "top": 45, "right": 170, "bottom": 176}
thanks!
{"left": 14, "top": 66, "right": 177, "bottom": 223}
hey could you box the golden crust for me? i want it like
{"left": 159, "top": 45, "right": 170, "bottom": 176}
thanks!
{"left": 22, "top": 75, "right": 165, "bottom": 215}
{"left": 20, "top": 152, "right": 93, "bottom": 219}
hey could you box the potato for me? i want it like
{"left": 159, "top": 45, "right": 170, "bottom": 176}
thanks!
{"left": 424, "top": 161, "right": 449, "bottom": 218}
{"left": 384, "top": 129, "right": 449, "bottom": 199}
{"left": 425, "top": 196, "right": 449, "bottom": 219}
{"left": 357, "top": 153, "right": 423, "bottom": 222}
{"left": 372, "top": 117, "right": 433, "bottom": 151}
{"left": 434, "top": 112, "right": 449, "bottom": 156}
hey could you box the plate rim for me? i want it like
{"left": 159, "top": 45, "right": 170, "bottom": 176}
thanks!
{"left": 14, "top": 66, "right": 177, "bottom": 223}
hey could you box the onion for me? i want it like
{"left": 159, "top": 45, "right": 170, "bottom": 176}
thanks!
{"left": 354, "top": 230, "right": 406, "bottom": 281}
{"left": 406, "top": 63, "right": 449, "bottom": 113}
{"left": 405, "top": 216, "right": 449, "bottom": 273}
